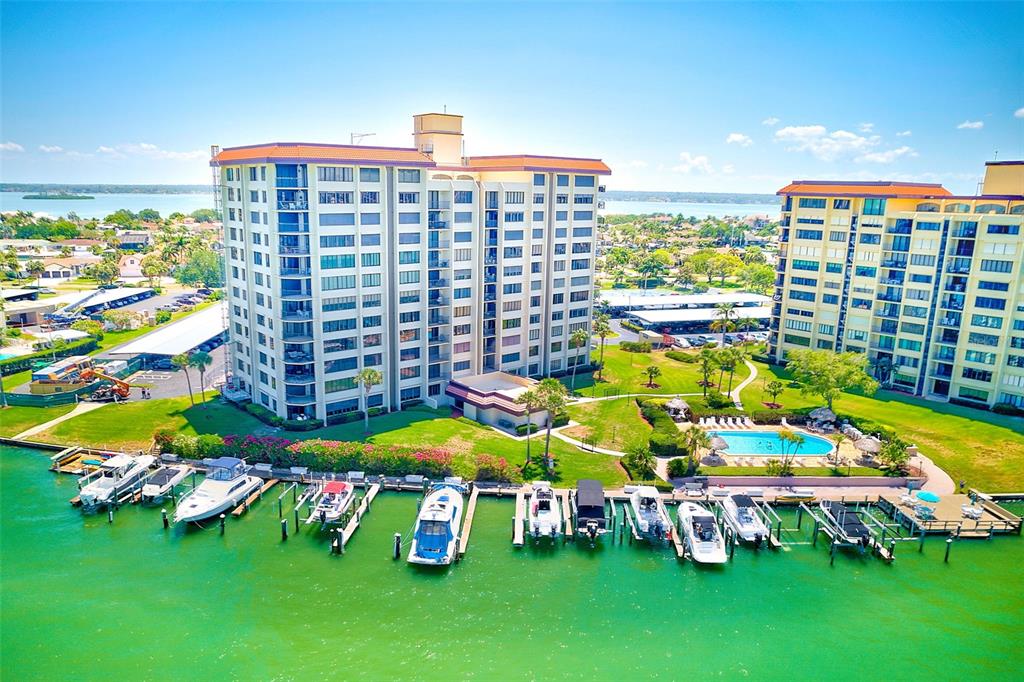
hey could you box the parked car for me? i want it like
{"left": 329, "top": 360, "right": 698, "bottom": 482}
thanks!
{"left": 672, "top": 336, "right": 692, "bottom": 349}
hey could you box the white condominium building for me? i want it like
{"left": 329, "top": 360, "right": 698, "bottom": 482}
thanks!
{"left": 211, "top": 113, "right": 610, "bottom": 422}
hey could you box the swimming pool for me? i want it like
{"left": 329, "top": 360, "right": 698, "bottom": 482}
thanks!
{"left": 708, "top": 430, "right": 834, "bottom": 456}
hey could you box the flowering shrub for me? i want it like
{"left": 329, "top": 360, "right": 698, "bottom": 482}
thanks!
{"left": 222, "top": 435, "right": 296, "bottom": 466}
{"left": 474, "top": 454, "right": 520, "bottom": 483}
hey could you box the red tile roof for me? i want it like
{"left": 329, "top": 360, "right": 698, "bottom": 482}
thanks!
{"left": 211, "top": 143, "right": 436, "bottom": 167}
{"left": 777, "top": 181, "right": 951, "bottom": 198}
{"left": 461, "top": 155, "right": 611, "bottom": 174}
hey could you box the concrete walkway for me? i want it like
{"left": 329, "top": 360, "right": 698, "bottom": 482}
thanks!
{"left": 916, "top": 451, "right": 956, "bottom": 494}
{"left": 571, "top": 392, "right": 703, "bottom": 405}
{"left": 13, "top": 401, "right": 106, "bottom": 439}
{"left": 730, "top": 359, "right": 758, "bottom": 409}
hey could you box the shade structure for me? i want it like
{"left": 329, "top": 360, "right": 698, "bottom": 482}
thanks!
{"left": 809, "top": 407, "right": 837, "bottom": 422}
{"left": 854, "top": 436, "right": 882, "bottom": 454}
{"left": 916, "top": 490, "right": 941, "bottom": 503}
{"left": 665, "top": 397, "right": 689, "bottom": 412}
{"left": 709, "top": 436, "right": 729, "bottom": 451}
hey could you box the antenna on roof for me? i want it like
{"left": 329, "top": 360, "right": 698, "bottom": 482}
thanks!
{"left": 350, "top": 133, "right": 376, "bottom": 145}
{"left": 443, "top": 104, "right": 447, "bottom": 114}
{"left": 993, "top": 148, "right": 999, "bottom": 161}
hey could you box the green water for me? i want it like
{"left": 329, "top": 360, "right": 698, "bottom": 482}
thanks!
{"left": 2, "top": 445, "right": 1022, "bottom": 680}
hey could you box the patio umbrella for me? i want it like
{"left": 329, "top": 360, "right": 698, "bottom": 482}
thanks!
{"left": 665, "top": 397, "right": 689, "bottom": 413}
{"left": 854, "top": 436, "right": 882, "bottom": 454}
{"left": 809, "top": 407, "right": 837, "bottom": 422}
{"left": 709, "top": 435, "right": 729, "bottom": 455}
{"left": 916, "top": 490, "right": 941, "bottom": 503}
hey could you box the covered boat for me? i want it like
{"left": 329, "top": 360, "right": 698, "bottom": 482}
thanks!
{"left": 721, "top": 493, "right": 770, "bottom": 545}
{"left": 78, "top": 454, "right": 155, "bottom": 509}
{"left": 141, "top": 464, "right": 191, "bottom": 503}
{"left": 628, "top": 485, "right": 671, "bottom": 543}
{"left": 528, "top": 481, "right": 561, "bottom": 538}
{"left": 573, "top": 479, "right": 609, "bottom": 541}
{"left": 173, "top": 457, "right": 261, "bottom": 524}
{"left": 408, "top": 482, "right": 465, "bottom": 566}
{"left": 820, "top": 500, "right": 872, "bottom": 546}
{"left": 306, "top": 481, "right": 356, "bottom": 525}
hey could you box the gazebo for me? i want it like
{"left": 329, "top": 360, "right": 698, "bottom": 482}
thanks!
{"left": 664, "top": 397, "right": 690, "bottom": 422}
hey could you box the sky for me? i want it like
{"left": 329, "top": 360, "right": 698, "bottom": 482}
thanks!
{"left": 1, "top": 1, "right": 1022, "bottom": 194}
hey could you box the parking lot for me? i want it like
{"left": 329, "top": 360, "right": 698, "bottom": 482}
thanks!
{"left": 672, "top": 331, "right": 769, "bottom": 348}
{"left": 122, "top": 344, "right": 228, "bottom": 400}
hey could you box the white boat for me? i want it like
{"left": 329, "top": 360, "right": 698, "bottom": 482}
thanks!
{"left": 408, "top": 482, "right": 465, "bottom": 566}
{"left": 721, "top": 493, "right": 770, "bottom": 544}
{"left": 78, "top": 454, "right": 155, "bottom": 509}
{"left": 528, "top": 481, "right": 561, "bottom": 538}
{"left": 628, "top": 485, "right": 671, "bottom": 542}
{"left": 306, "top": 481, "right": 356, "bottom": 525}
{"left": 173, "top": 457, "right": 261, "bottom": 524}
{"left": 677, "top": 501, "right": 727, "bottom": 564}
{"left": 141, "top": 464, "right": 192, "bottom": 503}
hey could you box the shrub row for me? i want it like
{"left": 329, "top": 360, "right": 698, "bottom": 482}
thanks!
{"left": 244, "top": 402, "right": 324, "bottom": 431}
{"left": 620, "top": 340, "right": 651, "bottom": 353}
{"left": 993, "top": 402, "right": 1024, "bottom": 417}
{"left": 0, "top": 337, "right": 98, "bottom": 375}
{"left": 514, "top": 411, "right": 568, "bottom": 436}
{"left": 665, "top": 350, "right": 696, "bottom": 363}
{"left": 636, "top": 397, "right": 681, "bottom": 457}
{"left": 621, "top": 320, "right": 644, "bottom": 333}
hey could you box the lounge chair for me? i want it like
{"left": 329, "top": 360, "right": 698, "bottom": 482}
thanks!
{"left": 708, "top": 417, "right": 718, "bottom": 427}
{"left": 699, "top": 417, "right": 707, "bottom": 427}
{"left": 744, "top": 417, "right": 755, "bottom": 427}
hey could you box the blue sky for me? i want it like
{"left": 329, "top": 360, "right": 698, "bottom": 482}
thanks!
{"left": 1, "top": 1, "right": 1022, "bottom": 193}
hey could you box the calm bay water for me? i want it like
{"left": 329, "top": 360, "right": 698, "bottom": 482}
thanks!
{"left": 0, "top": 192, "right": 214, "bottom": 219}
{"left": 1, "top": 444, "right": 1022, "bottom": 680}
{"left": 600, "top": 200, "right": 780, "bottom": 218}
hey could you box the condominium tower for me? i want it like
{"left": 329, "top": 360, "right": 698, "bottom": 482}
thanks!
{"left": 211, "top": 113, "right": 610, "bottom": 422}
{"left": 769, "top": 161, "right": 1024, "bottom": 409}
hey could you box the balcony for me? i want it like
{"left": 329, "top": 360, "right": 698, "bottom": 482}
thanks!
{"left": 952, "top": 227, "right": 977, "bottom": 239}
{"left": 280, "top": 267, "right": 311, "bottom": 277}
{"left": 887, "top": 225, "right": 912, "bottom": 235}
{"left": 284, "top": 372, "right": 316, "bottom": 385}
{"left": 943, "top": 283, "right": 966, "bottom": 293}
{"left": 428, "top": 200, "right": 451, "bottom": 210}
{"left": 876, "top": 293, "right": 902, "bottom": 303}
{"left": 937, "top": 316, "right": 960, "bottom": 327}
{"left": 427, "top": 313, "right": 449, "bottom": 326}
{"left": 280, "top": 289, "right": 313, "bottom": 300}
{"left": 485, "top": 220, "right": 498, "bottom": 228}
{"left": 427, "top": 278, "right": 448, "bottom": 289}
{"left": 879, "top": 277, "right": 904, "bottom": 286}
{"left": 428, "top": 351, "right": 450, "bottom": 363}
{"left": 931, "top": 366, "right": 954, "bottom": 379}
{"left": 285, "top": 393, "right": 317, "bottom": 406}
{"left": 283, "top": 352, "right": 314, "bottom": 364}
{"left": 946, "top": 264, "right": 971, "bottom": 274}
{"left": 427, "top": 258, "right": 450, "bottom": 269}
{"left": 427, "top": 333, "right": 449, "bottom": 344}
{"left": 279, "top": 244, "right": 310, "bottom": 255}
{"left": 428, "top": 220, "right": 449, "bottom": 229}
{"left": 277, "top": 200, "right": 309, "bottom": 211}
{"left": 281, "top": 309, "right": 313, "bottom": 321}
{"left": 275, "top": 177, "right": 307, "bottom": 189}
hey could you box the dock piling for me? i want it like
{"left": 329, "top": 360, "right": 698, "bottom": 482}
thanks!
{"left": 281, "top": 518, "right": 288, "bottom": 541}
{"left": 294, "top": 508, "right": 299, "bottom": 532}
{"left": 278, "top": 498, "right": 282, "bottom": 517}
{"left": 944, "top": 535, "right": 953, "bottom": 563}
{"left": 919, "top": 528, "right": 926, "bottom": 553}
{"left": 161, "top": 509, "right": 168, "bottom": 529}
{"left": 888, "top": 539, "right": 896, "bottom": 559}
{"left": 393, "top": 532, "right": 401, "bottom": 560}
{"left": 219, "top": 513, "right": 225, "bottom": 535}
{"left": 796, "top": 506, "right": 803, "bottom": 530}
{"left": 830, "top": 539, "right": 837, "bottom": 566}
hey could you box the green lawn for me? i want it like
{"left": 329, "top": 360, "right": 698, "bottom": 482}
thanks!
{"left": 564, "top": 398, "right": 651, "bottom": 452}
{"left": 743, "top": 362, "right": 1024, "bottom": 492}
{"left": 0, "top": 404, "right": 77, "bottom": 437}
{"left": 567, "top": 346, "right": 749, "bottom": 398}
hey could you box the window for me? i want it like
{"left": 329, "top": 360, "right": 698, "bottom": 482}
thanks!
{"left": 360, "top": 191, "right": 380, "bottom": 204}
{"left": 362, "top": 273, "right": 381, "bottom": 287}
{"left": 909, "top": 254, "right": 936, "bottom": 267}
{"left": 968, "top": 332, "right": 1000, "bottom": 346}
{"left": 854, "top": 266, "right": 877, "bottom": 277}
{"left": 556, "top": 174, "right": 569, "bottom": 187}
{"left": 573, "top": 210, "right": 594, "bottom": 221}
{"left": 454, "top": 231, "right": 472, "bottom": 243}
{"left": 320, "top": 213, "right": 355, "bottom": 226}
{"left": 975, "top": 296, "right": 1006, "bottom": 310}
{"left": 980, "top": 259, "right": 1013, "bottom": 273}
{"left": 533, "top": 211, "right": 544, "bottom": 221}
{"left": 398, "top": 192, "right": 419, "bottom": 204}
{"left": 796, "top": 229, "right": 823, "bottom": 240}
{"left": 798, "top": 198, "right": 826, "bottom": 209}
{"left": 399, "top": 233, "right": 421, "bottom": 245}
{"left": 916, "top": 221, "right": 940, "bottom": 231}
{"left": 828, "top": 231, "right": 846, "bottom": 242}
{"left": 323, "top": 318, "right": 356, "bottom": 333}
{"left": 398, "top": 271, "right": 420, "bottom": 284}
{"left": 971, "top": 314, "right": 1002, "bottom": 329}
{"left": 825, "top": 263, "right": 843, "bottom": 273}
{"left": 505, "top": 212, "right": 524, "bottom": 222}
{"left": 859, "top": 233, "right": 881, "bottom": 245}
{"left": 322, "top": 296, "right": 356, "bottom": 312}
{"left": 965, "top": 350, "right": 996, "bottom": 365}
{"left": 792, "top": 259, "right": 820, "bottom": 271}
{"left": 822, "top": 294, "right": 839, "bottom": 304}
{"left": 788, "top": 290, "right": 815, "bottom": 302}
{"left": 397, "top": 169, "right": 420, "bottom": 183}
{"left": 797, "top": 217, "right": 824, "bottom": 225}
{"left": 398, "top": 251, "right": 419, "bottom": 265}
{"left": 318, "top": 166, "right": 353, "bottom": 182}
{"left": 862, "top": 198, "right": 886, "bottom": 215}
{"left": 399, "top": 290, "right": 420, "bottom": 304}
{"left": 833, "top": 199, "right": 850, "bottom": 209}
{"left": 321, "top": 276, "right": 355, "bottom": 292}
{"left": 359, "top": 168, "right": 380, "bottom": 182}
{"left": 962, "top": 368, "right": 992, "bottom": 383}
{"left": 505, "top": 191, "right": 525, "bottom": 204}
{"left": 361, "top": 234, "right": 381, "bottom": 246}
{"left": 783, "top": 333, "right": 811, "bottom": 346}
{"left": 320, "top": 235, "right": 354, "bottom": 248}
{"left": 454, "top": 190, "right": 473, "bottom": 203}
{"left": 987, "top": 224, "right": 1018, "bottom": 235}
{"left": 360, "top": 213, "right": 380, "bottom": 225}
{"left": 319, "top": 191, "right": 353, "bottom": 204}
{"left": 398, "top": 212, "right": 421, "bottom": 224}
{"left": 455, "top": 211, "right": 472, "bottom": 223}
{"left": 361, "top": 253, "right": 381, "bottom": 267}
{"left": 321, "top": 254, "right": 355, "bottom": 269}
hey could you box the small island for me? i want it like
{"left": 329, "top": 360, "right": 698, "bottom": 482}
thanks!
{"left": 22, "top": 192, "right": 95, "bottom": 200}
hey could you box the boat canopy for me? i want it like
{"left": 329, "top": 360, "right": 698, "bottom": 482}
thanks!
{"left": 731, "top": 494, "right": 755, "bottom": 508}
{"left": 324, "top": 481, "right": 350, "bottom": 494}
{"left": 576, "top": 479, "right": 606, "bottom": 521}
{"left": 208, "top": 457, "right": 243, "bottom": 469}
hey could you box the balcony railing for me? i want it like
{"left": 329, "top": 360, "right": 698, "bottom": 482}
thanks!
{"left": 485, "top": 220, "right": 498, "bottom": 228}
{"left": 277, "top": 200, "right": 309, "bottom": 211}
{"left": 428, "top": 221, "right": 448, "bottom": 229}
{"left": 280, "top": 268, "right": 311, "bottom": 277}
{"left": 428, "top": 200, "right": 451, "bottom": 210}
{"left": 284, "top": 372, "right": 316, "bottom": 384}
{"left": 281, "top": 310, "right": 313, "bottom": 321}
{"left": 427, "top": 278, "right": 448, "bottom": 289}
{"left": 285, "top": 394, "right": 317, "bottom": 405}
{"left": 283, "top": 352, "right": 314, "bottom": 363}
{"left": 279, "top": 245, "right": 310, "bottom": 255}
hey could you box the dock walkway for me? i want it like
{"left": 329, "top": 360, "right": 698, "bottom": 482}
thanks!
{"left": 458, "top": 486, "right": 480, "bottom": 558}
{"left": 512, "top": 490, "right": 526, "bottom": 547}
{"left": 340, "top": 483, "right": 381, "bottom": 546}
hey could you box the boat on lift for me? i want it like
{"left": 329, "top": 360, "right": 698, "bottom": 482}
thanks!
{"left": 141, "top": 464, "right": 192, "bottom": 503}
{"left": 408, "top": 482, "right": 466, "bottom": 566}
{"left": 628, "top": 485, "right": 671, "bottom": 543}
{"left": 677, "top": 501, "right": 728, "bottom": 564}
{"left": 528, "top": 481, "right": 561, "bottom": 539}
{"left": 572, "top": 479, "right": 610, "bottom": 542}
{"left": 78, "top": 454, "right": 156, "bottom": 509}
{"left": 721, "top": 493, "right": 770, "bottom": 545}
{"left": 173, "top": 457, "right": 261, "bottom": 524}
{"left": 306, "top": 481, "right": 356, "bottom": 525}
{"left": 820, "top": 499, "right": 872, "bottom": 546}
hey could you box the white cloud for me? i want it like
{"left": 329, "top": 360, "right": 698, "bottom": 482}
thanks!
{"left": 96, "top": 142, "right": 206, "bottom": 161}
{"left": 671, "top": 151, "right": 713, "bottom": 174}
{"left": 1014, "top": 107, "right": 1024, "bottom": 119}
{"left": 858, "top": 123, "right": 874, "bottom": 133}
{"left": 856, "top": 146, "right": 917, "bottom": 164}
{"left": 725, "top": 132, "right": 753, "bottom": 147}
{"left": 957, "top": 120, "right": 984, "bottom": 130}
{"left": 896, "top": 130, "right": 912, "bottom": 137}
{"left": 774, "top": 124, "right": 879, "bottom": 161}
{"left": 761, "top": 117, "right": 779, "bottom": 126}
{"left": 1, "top": 141, "right": 25, "bottom": 152}
{"left": 721, "top": 164, "right": 735, "bottom": 175}
{"left": 39, "top": 144, "right": 63, "bottom": 153}
{"left": 624, "top": 159, "right": 648, "bottom": 168}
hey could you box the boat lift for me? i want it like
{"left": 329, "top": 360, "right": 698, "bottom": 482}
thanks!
{"left": 711, "top": 498, "right": 783, "bottom": 551}
{"left": 798, "top": 501, "right": 895, "bottom": 563}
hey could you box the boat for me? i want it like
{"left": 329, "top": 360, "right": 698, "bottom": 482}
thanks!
{"left": 628, "top": 485, "right": 671, "bottom": 543}
{"left": 819, "top": 500, "right": 872, "bottom": 546}
{"left": 721, "top": 493, "right": 770, "bottom": 545}
{"left": 528, "top": 481, "right": 561, "bottom": 538}
{"left": 677, "top": 501, "right": 728, "bottom": 564}
{"left": 306, "top": 481, "right": 356, "bottom": 525}
{"left": 173, "top": 457, "right": 261, "bottom": 524}
{"left": 141, "top": 464, "right": 191, "bottom": 503}
{"left": 78, "top": 454, "right": 155, "bottom": 509}
{"left": 573, "top": 479, "right": 610, "bottom": 541}
{"left": 774, "top": 488, "right": 816, "bottom": 503}
{"left": 408, "top": 482, "right": 465, "bottom": 566}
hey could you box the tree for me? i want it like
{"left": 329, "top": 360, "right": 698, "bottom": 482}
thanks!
{"left": 678, "top": 426, "right": 711, "bottom": 476}
{"left": 157, "top": 226, "right": 198, "bottom": 265}
{"left": 515, "top": 387, "right": 543, "bottom": 467}
{"left": 1, "top": 247, "right": 19, "bottom": 276}
{"left": 635, "top": 255, "right": 666, "bottom": 290}
{"left": 742, "top": 245, "right": 767, "bottom": 264}
{"left": 737, "top": 263, "right": 774, "bottom": 295}
{"left": 190, "top": 208, "right": 219, "bottom": 223}
{"left": 173, "top": 353, "right": 195, "bottom": 406}
{"left": 188, "top": 351, "right": 213, "bottom": 405}
{"left": 70, "top": 319, "right": 103, "bottom": 340}
{"left": 877, "top": 436, "right": 910, "bottom": 474}
{"left": 688, "top": 249, "right": 716, "bottom": 282}
{"left": 137, "top": 208, "right": 161, "bottom": 222}
{"left": 355, "top": 368, "right": 383, "bottom": 433}
{"left": 724, "top": 346, "right": 747, "bottom": 393}
{"left": 141, "top": 254, "right": 169, "bottom": 287}
{"left": 697, "top": 347, "right": 716, "bottom": 397}
{"left": 675, "top": 262, "right": 696, "bottom": 288}
{"left": 736, "top": 315, "right": 760, "bottom": 337}
{"left": 175, "top": 248, "right": 224, "bottom": 287}
{"left": 592, "top": 313, "right": 612, "bottom": 381}
{"left": 568, "top": 327, "right": 590, "bottom": 393}
{"left": 786, "top": 349, "right": 880, "bottom": 410}
{"left": 763, "top": 379, "right": 784, "bottom": 408}
{"left": 642, "top": 364, "right": 662, "bottom": 388}
{"left": 535, "top": 378, "right": 569, "bottom": 471}
{"left": 711, "top": 302, "right": 738, "bottom": 346}
{"left": 25, "top": 259, "right": 45, "bottom": 287}
{"left": 652, "top": 248, "right": 674, "bottom": 267}
{"left": 623, "top": 442, "right": 656, "bottom": 480}
{"left": 776, "top": 428, "right": 806, "bottom": 474}
{"left": 59, "top": 245, "right": 73, "bottom": 258}
{"left": 103, "top": 209, "right": 138, "bottom": 228}
{"left": 85, "top": 260, "right": 119, "bottom": 285}
{"left": 707, "top": 253, "right": 742, "bottom": 284}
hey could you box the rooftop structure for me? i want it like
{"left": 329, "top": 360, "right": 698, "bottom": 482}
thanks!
{"left": 599, "top": 291, "right": 768, "bottom": 310}
{"left": 109, "top": 303, "right": 226, "bottom": 357}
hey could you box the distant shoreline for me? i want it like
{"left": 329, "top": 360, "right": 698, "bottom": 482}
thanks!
{"left": 2, "top": 184, "right": 211, "bottom": 195}
{"left": 23, "top": 193, "right": 94, "bottom": 200}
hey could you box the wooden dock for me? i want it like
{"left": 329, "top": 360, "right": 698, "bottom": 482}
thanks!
{"left": 457, "top": 486, "right": 480, "bottom": 558}
{"left": 340, "top": 483, "right": 381, "bottom": 546}
{"left": 231, "top": 478, "right": 278, "bottom": 517}
{"left": 512, "top": 490, "right": 526, "bottom": 547}
{"left": 560, "top": 490, "right": 572, "bottom": 537}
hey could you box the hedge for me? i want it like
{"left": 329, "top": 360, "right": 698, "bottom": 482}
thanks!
{"left": 620, "top": 340, "right": 652, "bottom": 353}
{"left": 621, "top": 320, "right": 644, "bottom": 333}
{"left": 630, "top": 479, "right": 675, "bottom": 493}
{"left": 0, "top": 337, "right": 99, "bottom": 375}
{"left": 636, "top": 397, "right": 681, "bottom": 457}
{"left": 993, "top": 402, "right": 1024, "bottom": 417}
{"left": 243, "top": 402, "right": 324, "bottom": 431}
{"left": 665, "top": 350, "right": 696, "bottom": 363}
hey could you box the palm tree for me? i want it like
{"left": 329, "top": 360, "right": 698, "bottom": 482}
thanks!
{"left": 642, "top": 365, "right": 662, "bottom": 388}
{"left": 26, "top": 259, "right": 45, "bottom": 287}
{"left": 515, "top": 387, "right": 542, "bottom": 467}
{"left": 736, "top": 316, "right": 759, "bottom": 339}
{"left": 189, "top": 351, "right": 213, "bottom": 405}
{"left": 712, "top": 302, "right": 738, "bottom": 346}
{"left": 679, "top": 425, "right": 711, "bottom": 475}
{"left": 536, "top": 378, "right": 569, "bottom": 471}
{"left": 568, "top": 327, "right": 590, "bottom": 393}
{"left": 697, "top": 348, "right": 716, "bottom": 398}
{"left": 777, "top": 428, "right": 805, "bottom": 474}
{"left": 725, "top": 346, "right": 748, "bottom": 393}
{"left": 592, "top": 313, "right": 612, "bottom": 381}
{"left": 172, "top": 353, "right": 194, "bottom": 406}
{"left": 356, "top": 368, "right": 383, "bottom": 433}
{"left": 763, "top": 379, "right": 784, "bottom": 408}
